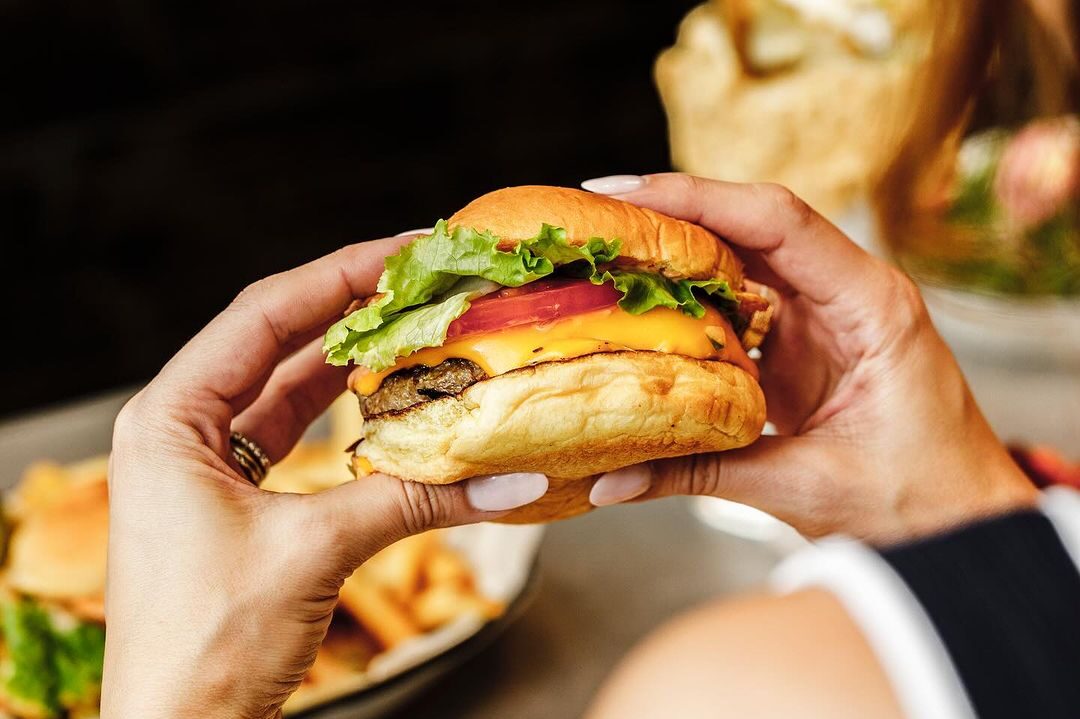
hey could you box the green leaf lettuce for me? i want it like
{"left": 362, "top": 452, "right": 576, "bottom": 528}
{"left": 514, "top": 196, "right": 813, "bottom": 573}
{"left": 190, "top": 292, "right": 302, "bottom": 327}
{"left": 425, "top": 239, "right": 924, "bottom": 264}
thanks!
{"left": 53, "top": 621, "right": 105, "bottom": 711}
{"left": 324, "top": 222, "right": 620, "bottom": 370}
{"left": 0, "top": 599, "right": 61, "bottom": 718}
{"left": 0, "top": 598, "right": 106, "bottom": 717}
{"left": 322, "top": 222, "right": 735, "bottom": 372}
{"left": 596, "top": 271, "right": 735, "bottom": 319}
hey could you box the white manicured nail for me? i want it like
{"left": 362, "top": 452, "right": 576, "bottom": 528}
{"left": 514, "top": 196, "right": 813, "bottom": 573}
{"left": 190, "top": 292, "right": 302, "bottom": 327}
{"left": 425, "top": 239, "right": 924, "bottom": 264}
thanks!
{"left": 581, "top": 175, "right": 645, "bottom": 195}
{"left": 590, "top": 465, "right": 653, "bottom": 506}
{"left": 395, "top": 227, "right": 435, "bottom": 237}
{"left": 466, "top": 473, "right": 549, "bottom": 511}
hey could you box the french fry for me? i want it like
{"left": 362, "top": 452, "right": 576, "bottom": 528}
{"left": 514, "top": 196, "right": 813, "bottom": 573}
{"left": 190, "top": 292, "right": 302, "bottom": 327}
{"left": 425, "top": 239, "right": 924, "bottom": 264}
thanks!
{"left": 423, "top": 547, "right": 473, "bottom": 590}
{"left": 363, "top": 532, "right": 437, "bottom": 604}
{"left": 410, "top": 584, "right": 504, "bottom": 631}
{"left": 337, "top": 571, "right": 420, "bottom": 650}
{"left": 261, "top": 441, "right": 352, "bottom": 494}
{"left": 306, "top": 642, "right": 357, "bottom": 685}
{"left": 286, "top": 638, "right": 371, "bottom": 715}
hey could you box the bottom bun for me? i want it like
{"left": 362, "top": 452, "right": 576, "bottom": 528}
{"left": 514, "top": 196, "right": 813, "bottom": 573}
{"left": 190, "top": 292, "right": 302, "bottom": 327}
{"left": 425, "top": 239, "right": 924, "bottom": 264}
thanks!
{"left": 495, "top": 475, "right": 597, "bottom": 524}
{"left": 354, "top": 351, "right": 766, "bottom": 522}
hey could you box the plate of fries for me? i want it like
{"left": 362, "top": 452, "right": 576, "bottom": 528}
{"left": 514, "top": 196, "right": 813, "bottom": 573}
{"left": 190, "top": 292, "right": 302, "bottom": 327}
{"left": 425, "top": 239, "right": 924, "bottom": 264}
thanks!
{"left": 0, "top": 394, "right": 544, "bottom": 718}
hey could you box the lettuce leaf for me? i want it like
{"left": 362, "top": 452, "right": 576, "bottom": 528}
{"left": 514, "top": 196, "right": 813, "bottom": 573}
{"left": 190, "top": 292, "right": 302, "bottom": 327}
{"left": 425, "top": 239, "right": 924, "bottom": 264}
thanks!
{"left": 324, "top": 222, "right": 620, "bottom": 369}
{"left": 323, "top": 221, "right": 736, "bottom": 372}
{"left": 0, "top": 599, "right": 106, "bottom": 717}
{"left": 596, "top": 271, "right": 735, "bottom": 319}
{"left": 0, "top": 599, "right": 61, "bottom": 717}
{"left": 53, "top": 621, "right": 105, "bottom": 711}
{"left": 328, "top": 278, "right": 496, "bottom": 370}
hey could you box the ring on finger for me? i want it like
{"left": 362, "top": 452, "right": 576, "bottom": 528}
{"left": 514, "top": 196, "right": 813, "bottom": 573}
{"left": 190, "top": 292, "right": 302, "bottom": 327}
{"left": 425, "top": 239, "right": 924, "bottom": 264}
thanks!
{"left": 229, "top": 431, "right": 272, "bottom": 486}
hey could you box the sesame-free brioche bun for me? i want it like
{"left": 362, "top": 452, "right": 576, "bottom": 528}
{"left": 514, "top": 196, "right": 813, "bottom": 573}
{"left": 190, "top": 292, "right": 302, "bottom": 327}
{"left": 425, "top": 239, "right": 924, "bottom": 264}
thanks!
{"left": 354, "top": 352, "right": 766, "bottom": 523}
{"left": 449, "top": 186, "right": 745, "bottom": 287}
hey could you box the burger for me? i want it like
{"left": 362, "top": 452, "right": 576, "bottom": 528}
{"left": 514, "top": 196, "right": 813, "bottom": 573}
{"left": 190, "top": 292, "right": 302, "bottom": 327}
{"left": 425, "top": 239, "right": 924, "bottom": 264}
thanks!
{"left": 324, "top": 186, "right": 772, "bottom": 522}
{"left": 0, "top": 462, "right": 108, "bottom": 717}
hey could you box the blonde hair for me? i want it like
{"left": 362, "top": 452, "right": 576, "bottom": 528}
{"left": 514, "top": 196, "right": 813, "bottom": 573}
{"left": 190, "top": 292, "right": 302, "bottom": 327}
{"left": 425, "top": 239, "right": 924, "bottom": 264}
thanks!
{"left": 873, "top": 0, "right": 1078, "bottom": 259}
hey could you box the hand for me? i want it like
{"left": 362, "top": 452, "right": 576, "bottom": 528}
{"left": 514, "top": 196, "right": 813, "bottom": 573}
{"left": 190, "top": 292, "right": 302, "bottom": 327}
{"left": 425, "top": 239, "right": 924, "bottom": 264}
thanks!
{"left": 583, "top": 174, "right": 1037, "bottom": 543}
{"left": 102, "top": 238, "right": 547, "bottom": 719}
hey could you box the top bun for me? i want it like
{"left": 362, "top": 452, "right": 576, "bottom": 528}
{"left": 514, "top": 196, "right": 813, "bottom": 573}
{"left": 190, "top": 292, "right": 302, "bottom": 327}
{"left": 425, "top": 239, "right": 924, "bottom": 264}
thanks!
{"left": 448, "top": 186, "right": 745, "bottom": 287}
{"left": 6, "top": 477, "right": 108, "bottom": 602}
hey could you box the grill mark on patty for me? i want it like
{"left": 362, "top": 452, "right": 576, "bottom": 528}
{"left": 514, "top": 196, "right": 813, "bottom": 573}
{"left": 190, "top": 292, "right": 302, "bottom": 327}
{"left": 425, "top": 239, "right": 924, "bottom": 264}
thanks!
{"left": 358, "top": 358, "right": 489, "bottom": 418}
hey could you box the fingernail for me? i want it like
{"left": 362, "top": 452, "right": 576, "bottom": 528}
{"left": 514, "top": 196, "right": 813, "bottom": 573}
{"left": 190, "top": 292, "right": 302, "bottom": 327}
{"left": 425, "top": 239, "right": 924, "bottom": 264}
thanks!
{"left": 466, "top": 473, "right": 549, "bottom": 512}
{"left": 395, "top": 227, "right": 435, "bottom": 237}
{"left": 581, "top": 175, "right": 645, "bottom": 195}
{"left": 590, "top": 465, "right": 653, "bottom": 506}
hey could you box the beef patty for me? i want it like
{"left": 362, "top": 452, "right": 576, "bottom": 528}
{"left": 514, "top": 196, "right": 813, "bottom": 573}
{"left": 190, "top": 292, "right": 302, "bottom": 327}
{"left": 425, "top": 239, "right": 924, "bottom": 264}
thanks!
{"left": 359, "top": 358, "right": 488, "bottom": 417}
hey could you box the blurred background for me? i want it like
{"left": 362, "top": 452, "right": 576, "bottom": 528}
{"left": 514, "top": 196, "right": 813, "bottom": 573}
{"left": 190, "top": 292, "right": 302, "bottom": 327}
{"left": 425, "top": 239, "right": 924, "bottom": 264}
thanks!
{"left": 1, "top": 2, "right": 1078, "bottom": 717}
{"left": 0, "top": 0, "right": 699, "bottom": 417}
{"left": 5, "top": 0, "right": 1076, "bottom": 444}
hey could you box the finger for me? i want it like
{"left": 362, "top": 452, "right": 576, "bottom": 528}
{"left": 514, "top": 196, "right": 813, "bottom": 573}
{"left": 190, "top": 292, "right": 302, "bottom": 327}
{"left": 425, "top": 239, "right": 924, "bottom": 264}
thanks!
{"left": 592, "top": 439, "right": 838, "bottom": 537}
{"left": 226, "top": 323, "right": 341, "bottom": 416}
{"left": 589, "top": 465, "right": 653, "bottom": 506}
{"left": 731, "top": 249, "right": 794, "bottom": 297}
{"left": 584, "top": 173, "right": 882, "bottom": 306}
{"left": 299, "top": 472, "right": 549, "bottom": 570}
{"left": 654, "top": 439, "right": 838, "bottom": 536}
{"left": 155, "top": 234, "right": 414, "bottom": 407}
{"left": 231, "top": 338, "right": 352, "bottom": 464}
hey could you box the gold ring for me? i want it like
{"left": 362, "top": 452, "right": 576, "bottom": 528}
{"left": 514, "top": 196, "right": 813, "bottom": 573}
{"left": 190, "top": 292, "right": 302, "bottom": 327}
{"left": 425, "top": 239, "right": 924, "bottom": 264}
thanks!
{"left": 230, "top": 431, "right": 272, "bottom": 486}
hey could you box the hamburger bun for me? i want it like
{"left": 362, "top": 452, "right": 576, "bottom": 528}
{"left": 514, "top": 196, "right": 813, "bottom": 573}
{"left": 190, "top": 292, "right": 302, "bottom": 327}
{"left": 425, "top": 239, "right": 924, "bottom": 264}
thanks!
{"left": 355, "top": 352, "right": 766, "bottom": 524}
{"left": 348, "top": 185, "right": 769, "bottom": 523}
{"left": 6, "top": 477, "right": 108, "bottom": 603}
{"left": 449, "top": 186, "right": 745, "bottom": 287}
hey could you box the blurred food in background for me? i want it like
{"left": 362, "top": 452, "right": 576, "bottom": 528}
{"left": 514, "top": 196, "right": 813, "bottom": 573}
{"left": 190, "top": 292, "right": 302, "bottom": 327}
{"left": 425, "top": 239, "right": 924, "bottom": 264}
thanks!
{"left": 868, "top": 1, "right": 1079, "bottom": 455}
{"left": 0, "top": 443, "right": 505, "bottom": 718}
{"left": 1010, "top": 444, "right": 1080, "bottom": 491}
{"left": 907, "top": 116, "right": 1080, "bottom": 295}
{"left": 655, "top": 0, "right": 935, "bottom": 216}
{"left": 875, "top": 0, "right": 1079, "bottom": 297}
{"left": 1, "top": 460, "right": 107, "bottom": 719}
{"left": 655, "top": 0, "right": 1079, "bottom": 454}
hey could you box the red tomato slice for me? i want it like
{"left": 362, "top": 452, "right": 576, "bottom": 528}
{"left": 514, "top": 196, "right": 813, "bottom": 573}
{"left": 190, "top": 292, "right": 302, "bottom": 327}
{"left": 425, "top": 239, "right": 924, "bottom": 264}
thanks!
{"left": 446, "top": 278, "right": 621, "bottom": 340}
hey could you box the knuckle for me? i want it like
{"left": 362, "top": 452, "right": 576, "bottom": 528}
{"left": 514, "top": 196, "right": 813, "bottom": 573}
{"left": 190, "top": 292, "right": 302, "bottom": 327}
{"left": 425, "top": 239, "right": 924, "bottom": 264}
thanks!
{"left": 687, "top": 455, "right": 724, "bottom": 496}
{"left": 230, "top": 275, "right": 291, "bottom": 342}
{"left": 231, "top": 274, "right": 286, "bottom": 316}
{"left": 231, "top": 279, "right": 265, "bottom": 307}
{"left": 675, "top": 172, "right": 707, "bottom": 196}
{"left": 661, "top": 455, "right": 722, "bottom": 497}
{"left": 112, "top": 391, "right": 151, "bottom": 445}
{"left": 395, "top": 481, "right": 452, "bottom": 535}
{"left": 883, "top": 266, "right": 930, "bottom": 336}
{"left": 758, "top": 183, "right": 815, "bottom": 227}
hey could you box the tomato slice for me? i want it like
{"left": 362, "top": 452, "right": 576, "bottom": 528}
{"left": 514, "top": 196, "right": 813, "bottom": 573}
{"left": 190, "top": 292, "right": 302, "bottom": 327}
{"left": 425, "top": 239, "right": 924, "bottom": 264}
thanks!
{"left": 446, "top": 278, "right": 621, "bottom": 340}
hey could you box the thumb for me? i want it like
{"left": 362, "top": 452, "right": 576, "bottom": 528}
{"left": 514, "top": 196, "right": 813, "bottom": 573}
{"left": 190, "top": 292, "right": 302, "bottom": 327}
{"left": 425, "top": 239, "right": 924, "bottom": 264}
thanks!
{"left": 300, "top": 472, "right": 549, "bottom": 569}
{"left": 590, "top": 437, "right": 835, "bottom": 536}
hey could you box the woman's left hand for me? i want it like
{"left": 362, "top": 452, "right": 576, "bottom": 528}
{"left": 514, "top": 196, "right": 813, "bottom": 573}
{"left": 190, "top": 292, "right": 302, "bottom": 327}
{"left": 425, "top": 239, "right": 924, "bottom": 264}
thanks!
{"left": 101, "top": 238, "right": 545, "bottom": 719}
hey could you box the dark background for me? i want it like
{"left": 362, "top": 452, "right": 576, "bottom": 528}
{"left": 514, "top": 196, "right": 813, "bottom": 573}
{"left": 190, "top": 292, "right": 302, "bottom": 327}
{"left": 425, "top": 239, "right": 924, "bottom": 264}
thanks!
{"left": 1, "top": 0, "right": 697, "bottom": 417}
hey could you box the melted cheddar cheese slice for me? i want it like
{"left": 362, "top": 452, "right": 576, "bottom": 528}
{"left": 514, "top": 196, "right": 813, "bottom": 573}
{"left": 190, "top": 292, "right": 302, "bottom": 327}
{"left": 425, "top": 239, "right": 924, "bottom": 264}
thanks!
{"left": 350, "top": 304, "right": 756, "bottom": 396}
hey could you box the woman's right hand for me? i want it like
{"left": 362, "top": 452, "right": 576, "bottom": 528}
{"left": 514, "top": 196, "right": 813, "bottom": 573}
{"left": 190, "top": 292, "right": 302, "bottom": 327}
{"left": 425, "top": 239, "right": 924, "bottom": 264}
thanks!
{"left": 584, "top": 173, "right": 1037, "bottom": 543}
